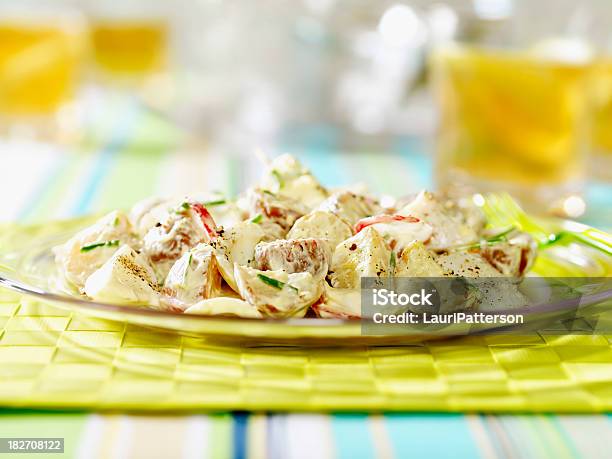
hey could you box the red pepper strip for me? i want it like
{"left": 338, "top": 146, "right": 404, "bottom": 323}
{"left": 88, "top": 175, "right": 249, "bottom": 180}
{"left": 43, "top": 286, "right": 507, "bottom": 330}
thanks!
{"left": 354, "top": 214, "right": 420, "bottom": 233}
{"left": 190, "top": 202, "right": 218, "bottom": 238}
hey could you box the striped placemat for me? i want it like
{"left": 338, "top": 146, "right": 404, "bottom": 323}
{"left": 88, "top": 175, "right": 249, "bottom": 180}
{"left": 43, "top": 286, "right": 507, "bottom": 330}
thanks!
{"left": 1, "top": 409, "right": 611, "bottom": 459}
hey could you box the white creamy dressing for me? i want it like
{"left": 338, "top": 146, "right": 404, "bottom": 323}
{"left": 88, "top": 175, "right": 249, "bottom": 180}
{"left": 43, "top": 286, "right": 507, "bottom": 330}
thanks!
{"left": 185, "top": 297, "right": 262, "bottom": 318}
{"left": 84, "top": 245, "right": 160, "bottom": 306}
{"left": 279, "top": 174, "right": 328, "bottom": 209}
{"left": 262, "top": 154, "right": 328, "bottom": 209}
{"left": 53, "top": 210, "right": 136, "bottom": 288}
{"left": 317, "top": 191, "right": 378, "bottom": 226}
{"left": 398, "top": 191, "right": 481, "bottom": 249}
{"left": 164, "top": 243, "right": 219, "bottom": 304}
{"left": 141, "top": 208, "right": 209, "bottom": 281}
{"left": 254, "top": 238, "right": 331, "bottom": 281}
{"left": 316, "top": 285, "right": 362, "bottom": 318}
{"left": 213, "top": 221, "right": 266, "bottom": 291}
{"left": 287, "top": 210, "right": 352, "bottom": 251}
{"left": 234, "top": 266, "right": 322, "bottom": 317}
{"left": 366, "top": 219, "right": 433, "bottom": 251}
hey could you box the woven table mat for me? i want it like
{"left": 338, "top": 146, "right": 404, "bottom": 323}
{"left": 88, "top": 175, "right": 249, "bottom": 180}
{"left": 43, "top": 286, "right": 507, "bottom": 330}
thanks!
{"left": 2, "top": 288, "right": 612, "bottom": 412}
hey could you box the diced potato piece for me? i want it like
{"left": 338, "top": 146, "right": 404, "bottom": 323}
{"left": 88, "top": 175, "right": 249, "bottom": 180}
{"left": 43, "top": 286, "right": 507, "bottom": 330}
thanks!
{"left": 394, "top": 241, "right": 446, "bottom": 277}
{"left": 435, "top": 251, "right": 501, "bottom": 277}
{"left": 234, "top": 266, "right": 323, "bottom": 317}
{"left": 257, "top": 220, "right": 286, "bottom": 242}
{"left": 141, "top": 202, "right": 213, "bottom": 282}
{"left": 163, "top": 243, "right": 222, "bottom": 307}
{"left": 184, "top": 297, "right": 262, "bottom": 318}
{"left": 479, "top": 233, "right": 537, "bottom": 277}
{"left": 287, "top": 210, "right": 352, "bottom": 251}
{"left": 262, "top": 154, "right": 328, "bottom": 208}
{"left": 313, "top": 285, "right": 362, "bottom": 319}
{"left": 280, "top": 174, "right": 329, "bottom": 209}
{"left": 206, "top": 202, "right": 245, "bottom": 230}
{"left": 54, "top": 211, "right": 136, "bottom": 289}
{"left": 263, "top": 154, "right": 307, "bottom": 182}
{"left": 239, "top": 188, "right": 308, "bottom": 231}
{"left": 254, "top": 238, "right": 331, "bottom": 280}
{"left": 355, "top": 215, "right": 433, "bottom": 252}
{"left": 317, "top": 191, "right": 380, "bottom": 226}
{"left": 211, "top": 221, "right": 266, "bottom": 292}
{"left": 329, "top": 227, "right": 391, "bottom": 289}
{"left": 476, "top": 280, "right": 528, "bottom": 312}
{"left": 83, "top": 245, "right": 160, "bottom": 307}
{"left": 398, "top": 191, "right": 484, "bottom": 250}
{"left": 129, "top": 196, "right": 173, "bottom": 237}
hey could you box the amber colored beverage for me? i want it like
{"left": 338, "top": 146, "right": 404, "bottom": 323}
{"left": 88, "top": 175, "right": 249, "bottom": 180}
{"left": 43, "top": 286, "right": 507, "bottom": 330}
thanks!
{"left": 591, "top": 58, "right": 612, "bottom": 179}
{"left": 0, "top": 22, "right": 80, "bottom": 115}
{"left": 90, "top": 21, "right": 167, "bottom": 76}
{"left": 431, "top": 45, "right": 592, "bottom": 207}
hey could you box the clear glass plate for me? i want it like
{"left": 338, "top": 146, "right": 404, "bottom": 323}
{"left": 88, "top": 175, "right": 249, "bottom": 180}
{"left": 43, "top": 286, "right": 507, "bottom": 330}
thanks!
{"left": 0, "top": 210, "right": 610, "bottom": 345}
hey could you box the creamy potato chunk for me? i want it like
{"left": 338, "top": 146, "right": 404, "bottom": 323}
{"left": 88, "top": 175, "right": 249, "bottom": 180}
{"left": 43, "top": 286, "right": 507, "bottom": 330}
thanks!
{"left": 329, "top": 227, "right": 391, "bottom": 289}
{"left": 234, "top": 266, "right": 324, "bottom": 317}
{"left": 163, "top": 243, "right": 222, "bottom": 307}
{"left": 254, "top": 238, "right": 331, "bottom": 280}
{"left": 84, "top": 245, "right": 160, "bottom": 307}
{"left": 54, "top": 211, "right": 136, "bottom": 289}
{"left": 287, "top": 210, "right": 352, "bottom": 251}
{"left": 317, "top": 191, "right": 380, "bottom": 226}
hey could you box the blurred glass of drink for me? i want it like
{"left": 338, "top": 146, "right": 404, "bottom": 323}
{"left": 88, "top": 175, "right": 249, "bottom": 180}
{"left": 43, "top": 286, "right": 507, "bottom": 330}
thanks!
{"left": 591, "top": 57, "right": 612, "bottom": 180}
{"left": 90, "top": 20, "right": 167, "bottom": 77}
{"left": 87, "top": 1, "right": 169, "bottom": 80}
{"left": 0, "top": 8, "right": 82, "bottom": 117}
{"left": 431, "top": 44, "right": 593, "bottom": 215}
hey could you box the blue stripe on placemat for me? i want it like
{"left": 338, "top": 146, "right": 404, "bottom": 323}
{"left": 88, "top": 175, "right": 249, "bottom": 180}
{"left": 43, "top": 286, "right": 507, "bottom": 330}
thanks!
{"left": 232, "top": 412, "right": 248, "bottom": 459}
{"left": 71, "top": 99, "right": 140, "bottom": 215}
{"left": 331, "top": 413, "right": 376, "bottom": 459}
{"left": 385, "top": 413, "right": 480, "bottom": 459}
{"left": 17, "top": 154, "right": 71, "bottom": 221}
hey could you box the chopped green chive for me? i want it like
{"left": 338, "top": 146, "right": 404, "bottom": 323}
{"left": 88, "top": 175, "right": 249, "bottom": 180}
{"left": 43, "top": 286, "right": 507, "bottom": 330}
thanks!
{"left": 113, "top": 216, "right": 120, "bottom": 226}
{"left": 181, "top": 253, "right": 193, "bottom": 286}
{"left": 257, "top": 273, "right": 298, "bottom": 292}
{"left": 203, "top": 199, "right": 226, "bottom": 207}
{"left": 389, "top": 251, "right": 396, "bottom": 271}
{"left": 80, "top": 240, "right": 120, "bottom": 252}
{"left": 251, "top": 214, "right": 263, "bottom": 224}
{"left": 271, "top": 169, "right": 284, "bottom": 189}
{"left": 486, "top": 226, "right": 516, "bottom": 242}
{"left": 453, "top": 226, "right": 516, "bottom": 251}
{"left": 174, "top": 202, "right": 191, "bottom": 214}
{"left": 262, "top": 190, "right": 275, "bottom": 196}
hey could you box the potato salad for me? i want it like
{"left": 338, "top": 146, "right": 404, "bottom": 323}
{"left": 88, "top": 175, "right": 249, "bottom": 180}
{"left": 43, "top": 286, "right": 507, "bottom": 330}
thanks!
{"left": 54, "top": 154, "right": 537, "bottom": 319}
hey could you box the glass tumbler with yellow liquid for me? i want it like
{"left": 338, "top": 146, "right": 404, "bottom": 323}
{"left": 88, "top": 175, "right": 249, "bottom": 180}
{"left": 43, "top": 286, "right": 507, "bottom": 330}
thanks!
{"left": 431, "top": 45, "right": 593, "bottom": 215}
{"left": 90, "top": 21, "right": 167, "bottom": 78}
{"left": 87, "top": 0, "right": 169, "bottom": 81}
{"left": 0, "top": 4, "right": 83, "bottom": 136}
{"left": 591, "top": 57, "right": 612, "bottom": 180}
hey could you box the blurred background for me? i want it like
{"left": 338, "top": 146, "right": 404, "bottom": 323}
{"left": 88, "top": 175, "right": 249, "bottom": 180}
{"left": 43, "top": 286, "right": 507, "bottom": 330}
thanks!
{"left": 1, "top": 0, "right": 611, "bottom": 224}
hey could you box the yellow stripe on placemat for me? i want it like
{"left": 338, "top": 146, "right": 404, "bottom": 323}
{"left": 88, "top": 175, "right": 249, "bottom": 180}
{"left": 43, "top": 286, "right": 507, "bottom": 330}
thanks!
{"left": 1, "top": 293, "right": 612, "bottom": 412}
